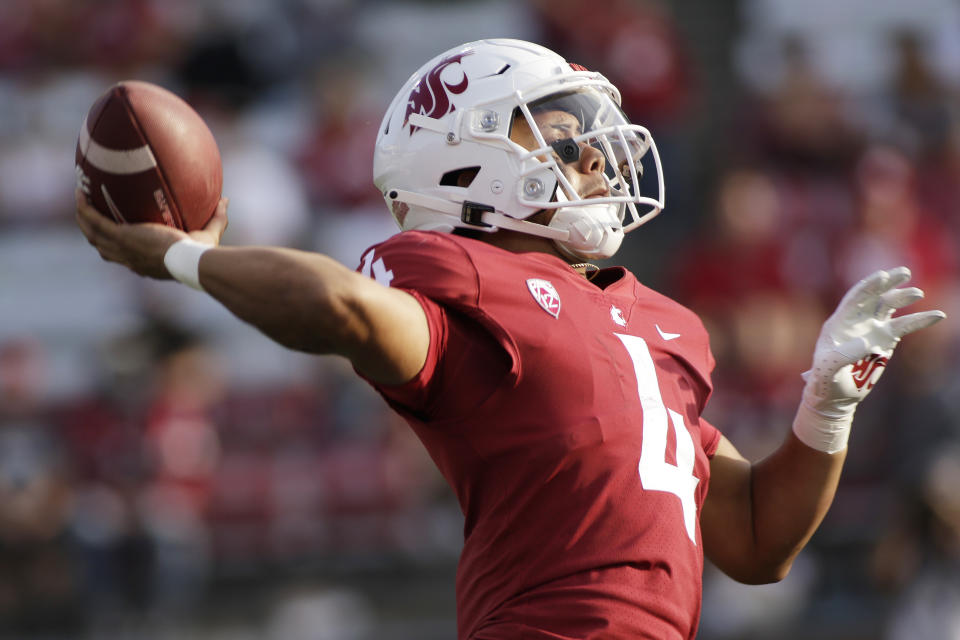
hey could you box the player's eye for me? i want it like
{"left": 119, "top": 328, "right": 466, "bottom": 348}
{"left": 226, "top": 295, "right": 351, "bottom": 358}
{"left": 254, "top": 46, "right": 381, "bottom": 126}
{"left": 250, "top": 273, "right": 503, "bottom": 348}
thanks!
{"left": 541, "top": 122, "right": 578, "bottom": 141}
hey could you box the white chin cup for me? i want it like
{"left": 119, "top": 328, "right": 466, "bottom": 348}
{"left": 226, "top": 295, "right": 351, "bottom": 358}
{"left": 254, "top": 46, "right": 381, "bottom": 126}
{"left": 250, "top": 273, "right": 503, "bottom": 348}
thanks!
{"left": 547, "top": 202, "right": 625, "bottom": 260}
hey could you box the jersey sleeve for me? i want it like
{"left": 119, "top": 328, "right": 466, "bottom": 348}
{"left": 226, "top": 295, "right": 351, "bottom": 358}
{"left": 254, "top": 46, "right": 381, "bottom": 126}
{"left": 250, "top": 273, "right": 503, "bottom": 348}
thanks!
{"left": 699, "top": 417, "right": 722, "bottom": 458}
{"left": 355, "top": 232, "right": 515, "bottom": 419}
{"left": 359, "top": 231, "right": 481, "bottom": 308}
{"left": 368, "top": 289, "right": 446, "bottom": 416}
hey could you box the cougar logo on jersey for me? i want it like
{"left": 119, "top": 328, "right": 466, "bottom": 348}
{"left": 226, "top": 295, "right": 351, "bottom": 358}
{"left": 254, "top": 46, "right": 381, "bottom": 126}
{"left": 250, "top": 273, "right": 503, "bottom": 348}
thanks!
{"left": 403, "top": 51, "right": 471, "bottom": 135}
{"left": 851, "top": 353, "right": 889, "bottom": 391}
{"left": 526, "top": 278, "right": 561, "bottom": 318}
{"left": 610, "top": 305, "right": 627, "bottom": 326}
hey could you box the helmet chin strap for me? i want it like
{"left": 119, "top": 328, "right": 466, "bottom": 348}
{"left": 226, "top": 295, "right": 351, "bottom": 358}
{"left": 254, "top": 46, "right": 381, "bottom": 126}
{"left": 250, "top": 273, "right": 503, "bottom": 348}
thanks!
{"left": 388, "top": 188, "right": 623, "bottom": 259}
{"left": 547, "top": 198, "right": 625, "bottom": 260}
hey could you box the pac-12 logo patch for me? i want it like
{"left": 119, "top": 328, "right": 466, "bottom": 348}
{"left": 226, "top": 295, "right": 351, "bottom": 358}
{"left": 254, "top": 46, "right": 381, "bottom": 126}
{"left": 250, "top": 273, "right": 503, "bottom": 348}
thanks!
{"left": 526, "top": 278, "right": 561, "bottom": 318}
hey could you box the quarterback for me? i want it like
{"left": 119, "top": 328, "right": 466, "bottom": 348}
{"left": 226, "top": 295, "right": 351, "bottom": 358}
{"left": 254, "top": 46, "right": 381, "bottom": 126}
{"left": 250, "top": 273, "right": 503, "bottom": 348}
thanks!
{"left": 76, "top": 39, "right": 944, "bottom": 639}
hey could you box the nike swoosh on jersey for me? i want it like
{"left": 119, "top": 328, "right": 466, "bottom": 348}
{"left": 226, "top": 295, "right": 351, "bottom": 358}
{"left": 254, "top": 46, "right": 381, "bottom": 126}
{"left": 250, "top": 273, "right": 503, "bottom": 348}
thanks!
{"left": 656, "top": 324, "right": 681, "bottom": 341}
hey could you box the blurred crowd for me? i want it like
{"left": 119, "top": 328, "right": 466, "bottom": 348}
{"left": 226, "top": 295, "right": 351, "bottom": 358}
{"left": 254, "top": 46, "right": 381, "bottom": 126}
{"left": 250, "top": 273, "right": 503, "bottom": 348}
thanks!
{"left": 1, "top": 0, "right": 959, "bottom": 638}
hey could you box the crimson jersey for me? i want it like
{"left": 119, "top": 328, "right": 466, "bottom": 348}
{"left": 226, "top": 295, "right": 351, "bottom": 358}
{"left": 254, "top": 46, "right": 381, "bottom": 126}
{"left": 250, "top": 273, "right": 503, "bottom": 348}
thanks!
{"left": 357, "top": 231, "right": 722, "bottom": 639}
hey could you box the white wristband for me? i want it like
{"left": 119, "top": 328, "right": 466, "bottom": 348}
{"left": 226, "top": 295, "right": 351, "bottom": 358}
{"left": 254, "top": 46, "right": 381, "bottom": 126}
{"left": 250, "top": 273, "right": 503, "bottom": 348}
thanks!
{"left": 791, "top": 401, "right": 853, "bottom": 454}
{"left": 163, "top": 238, "right": 211, "bottom": 291}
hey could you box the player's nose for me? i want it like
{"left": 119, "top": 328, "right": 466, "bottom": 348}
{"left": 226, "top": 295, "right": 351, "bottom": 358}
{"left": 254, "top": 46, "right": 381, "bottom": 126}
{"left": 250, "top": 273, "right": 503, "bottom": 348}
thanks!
{"left": 578, "top": 144, "right": 605, "bottom": 176}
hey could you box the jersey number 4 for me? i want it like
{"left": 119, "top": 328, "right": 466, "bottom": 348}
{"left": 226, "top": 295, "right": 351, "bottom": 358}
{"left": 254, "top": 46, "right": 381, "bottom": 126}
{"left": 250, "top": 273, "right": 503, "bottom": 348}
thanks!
{"left": 616, "top": 333, "right": 699, "bottom": 544}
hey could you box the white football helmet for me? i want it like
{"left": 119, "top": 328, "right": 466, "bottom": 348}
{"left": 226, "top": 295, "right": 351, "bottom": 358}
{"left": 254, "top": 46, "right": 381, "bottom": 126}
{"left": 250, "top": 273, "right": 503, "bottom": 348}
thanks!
{"left": 373, "top": 38, "right": 665, "bottom": 260}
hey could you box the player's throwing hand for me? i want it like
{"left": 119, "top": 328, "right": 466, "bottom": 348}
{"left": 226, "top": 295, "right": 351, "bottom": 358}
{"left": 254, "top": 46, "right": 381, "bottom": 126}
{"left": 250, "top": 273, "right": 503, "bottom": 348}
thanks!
{"left": 75, "top": 189, "right": 228, "bottom": 281}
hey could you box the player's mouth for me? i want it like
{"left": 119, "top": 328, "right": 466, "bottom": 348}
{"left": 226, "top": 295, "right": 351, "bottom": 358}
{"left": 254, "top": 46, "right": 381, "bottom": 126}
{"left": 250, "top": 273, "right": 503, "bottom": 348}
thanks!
{"left": 584, "top": 187, "right": 610, "bottom": 199}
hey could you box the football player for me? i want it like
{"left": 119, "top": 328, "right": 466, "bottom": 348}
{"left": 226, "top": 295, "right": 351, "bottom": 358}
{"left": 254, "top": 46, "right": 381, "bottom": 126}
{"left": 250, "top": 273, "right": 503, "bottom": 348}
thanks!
{"left": 76, "top": 39, "right": 944, "bottom": 639}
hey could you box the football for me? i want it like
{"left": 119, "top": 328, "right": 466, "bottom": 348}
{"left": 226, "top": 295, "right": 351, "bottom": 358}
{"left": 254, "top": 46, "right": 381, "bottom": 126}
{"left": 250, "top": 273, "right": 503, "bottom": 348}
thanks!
{"left": 75, "top": 80, "right": 222, "bottom": 231}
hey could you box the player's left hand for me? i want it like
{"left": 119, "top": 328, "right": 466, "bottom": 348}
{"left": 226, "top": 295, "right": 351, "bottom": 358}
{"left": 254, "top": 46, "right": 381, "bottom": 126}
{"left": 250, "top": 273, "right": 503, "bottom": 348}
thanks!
{"left": 802, "top": 266, "right": 946, "bottom": 418}
{"left": 76, "top": 189, "right": 228, "bottom": 280}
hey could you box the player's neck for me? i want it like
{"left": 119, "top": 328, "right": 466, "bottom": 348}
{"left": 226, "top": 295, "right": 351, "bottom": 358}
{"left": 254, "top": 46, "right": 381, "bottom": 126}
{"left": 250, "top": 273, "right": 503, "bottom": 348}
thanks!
{"left": 479, "top": 230, "right": 595, "bottom": 279}
{"left": 483, "top": 228, "right": 557, "bottom": 255}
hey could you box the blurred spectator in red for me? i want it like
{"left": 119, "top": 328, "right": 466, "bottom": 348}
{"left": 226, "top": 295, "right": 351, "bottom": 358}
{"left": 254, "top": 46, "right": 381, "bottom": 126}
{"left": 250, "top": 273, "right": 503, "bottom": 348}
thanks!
{"left": 836, "top": 145, "right": 957, "bottom": 297}
{"left": 0, "top": 0, "right": 38, "bottom": 72}
{"left": 530, "top": 0, "right": 694, "bottom": 127}
{"left": 0, "top": 0, "right": 193, "bottom": 74}
{"left": 143, "top": 338, "right": 224, "bottom": 516}
{"left": 0, "top": 338, "right": 47, "bottom": 417}
{"left": 208, "top": 382, "right": 327, "bottom": 568}
{"left": 0, "top": 338, "right": 78, "bottom": 633}
{"left": 668, "top": 168, "right": 822, "bottom": 459}
{"left": 296, "top": 60, "right": 385, "bottom": 212}
{"left": 915, "top": 120, "right": 960, "bottom": 239}
{"left": 670, "top": 167, "right": 787, "bottom": 314}
{"left": 732, "top": 34, "right": 861, "bottom": 298}
{"left": 138, "top": 330, "right": 224, "bottom": 611}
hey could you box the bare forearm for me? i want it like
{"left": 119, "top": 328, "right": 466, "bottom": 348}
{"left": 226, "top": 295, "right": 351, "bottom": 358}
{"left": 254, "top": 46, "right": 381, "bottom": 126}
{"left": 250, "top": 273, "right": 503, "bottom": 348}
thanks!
{"left": 702, "top": 433, "right": 847, "bottom": 584}
{"left": 747, "top": 433, "right": 846, "bottom": 580}
{"left": 75, "top": 190, "right": 427, "bottom": 383}
{"left": 198, "top": 246, "right": 359, "bottom": 354}
{"left": 193, "top": 245, "right": 428, "bottom": 384}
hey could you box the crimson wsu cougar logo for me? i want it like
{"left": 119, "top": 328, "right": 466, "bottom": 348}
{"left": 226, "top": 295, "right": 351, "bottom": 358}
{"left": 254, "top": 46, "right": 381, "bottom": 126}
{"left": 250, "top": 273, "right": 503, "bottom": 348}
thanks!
{"left": 403, "top": 51, "right": 472, "bottom": 135}
{"left": 851, "top": 353, "right": 889, "bottom": 391}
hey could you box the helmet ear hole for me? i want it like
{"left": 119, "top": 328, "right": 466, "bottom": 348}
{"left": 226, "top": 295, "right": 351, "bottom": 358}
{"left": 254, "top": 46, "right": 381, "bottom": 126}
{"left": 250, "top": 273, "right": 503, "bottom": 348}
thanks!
{"left": 440, "top": 166, "right": 481, "bottom": 188}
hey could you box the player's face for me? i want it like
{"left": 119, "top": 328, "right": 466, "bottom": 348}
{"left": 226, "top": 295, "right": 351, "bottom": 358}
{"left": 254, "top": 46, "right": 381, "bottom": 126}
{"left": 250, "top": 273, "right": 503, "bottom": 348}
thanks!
{"left": 510, "top": 110, "right": 610, "bottom": 200}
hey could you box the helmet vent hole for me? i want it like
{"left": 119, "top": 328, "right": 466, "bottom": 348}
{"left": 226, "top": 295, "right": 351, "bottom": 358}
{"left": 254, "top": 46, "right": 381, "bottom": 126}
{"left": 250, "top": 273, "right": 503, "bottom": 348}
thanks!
{"left": 440, "top": 166, "right": 481, "bottom": 188}
{"left": 495, "top": 64, "right": 511, "bottom": 75}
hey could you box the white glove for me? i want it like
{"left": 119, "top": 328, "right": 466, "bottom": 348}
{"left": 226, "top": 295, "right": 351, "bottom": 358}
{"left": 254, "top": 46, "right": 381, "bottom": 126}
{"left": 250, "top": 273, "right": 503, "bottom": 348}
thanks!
{"left": 793, "top": 266, "right": 946, "bottom": 453}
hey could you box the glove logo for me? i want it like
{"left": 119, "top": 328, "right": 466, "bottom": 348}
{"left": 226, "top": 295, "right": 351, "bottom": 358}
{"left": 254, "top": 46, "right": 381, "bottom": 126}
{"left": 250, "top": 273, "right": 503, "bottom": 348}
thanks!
{"left": 850, "top": 353, "right": 889, "bottom": 391}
